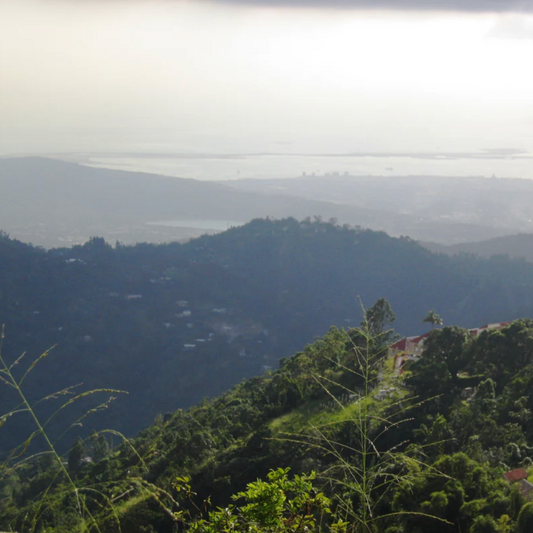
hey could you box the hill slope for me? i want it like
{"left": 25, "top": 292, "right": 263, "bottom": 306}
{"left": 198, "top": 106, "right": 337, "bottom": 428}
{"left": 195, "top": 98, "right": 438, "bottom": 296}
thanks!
{"left": 422, "top": 233, "right": 533, "bottom": 262}
{"left": 5, "top": 319, "right": 533, "bottom": 533}
{"left": 2, "top": 218, "right": 533, "bottom": 450}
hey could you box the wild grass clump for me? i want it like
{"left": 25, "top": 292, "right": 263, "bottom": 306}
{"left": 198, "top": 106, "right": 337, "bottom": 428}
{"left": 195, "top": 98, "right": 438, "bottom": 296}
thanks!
{"left": 0, "top": 325, "right": 178, "bottom": 533}
{"left": 272, "top": 306, "right": 450, "bottom": 533}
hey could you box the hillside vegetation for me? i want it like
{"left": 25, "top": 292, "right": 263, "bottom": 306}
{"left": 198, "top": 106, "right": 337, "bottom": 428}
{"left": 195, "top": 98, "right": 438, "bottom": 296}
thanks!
{"left": 3, "top": 218, "right": 533, "bottom": 451}
{"left": 4, "top": 315, "right": 533, "bottom": 532}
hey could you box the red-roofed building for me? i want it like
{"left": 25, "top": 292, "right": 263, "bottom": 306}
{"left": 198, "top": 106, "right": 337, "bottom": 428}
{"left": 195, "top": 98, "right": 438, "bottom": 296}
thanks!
{"left": 389, "top": 333, "right": 429, "bottom": 375}
{"left": 502, "top": 469, "right": 533, "bottom": 499}
{"left": 390, "top": 338, "right": 407, "bottom": 352}
{"left": 503, "top": 468, "right": 528, "bottom": 483}
{"left": 388, "top": 322, "right": 511, "bottom": 375}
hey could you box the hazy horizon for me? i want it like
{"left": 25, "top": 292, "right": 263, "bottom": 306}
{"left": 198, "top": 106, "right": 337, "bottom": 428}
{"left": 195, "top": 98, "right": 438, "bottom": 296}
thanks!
{"left": 27, "top": 150, "right": 533, "bottom": 181}
{"left": 2, "top": 0, "right": 533, "bottom": 180}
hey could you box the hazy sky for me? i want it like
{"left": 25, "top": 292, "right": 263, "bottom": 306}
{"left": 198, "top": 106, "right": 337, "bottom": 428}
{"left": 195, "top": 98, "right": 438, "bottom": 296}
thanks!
{"left": 1, "top": 0, "right": 533, "bottom": 162}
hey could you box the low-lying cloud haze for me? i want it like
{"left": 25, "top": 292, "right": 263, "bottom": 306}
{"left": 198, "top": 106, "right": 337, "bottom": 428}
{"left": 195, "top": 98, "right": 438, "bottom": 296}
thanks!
{"left": 199, "top": 0, "right": 533, "bottom": 12}
{"left": 1, "top": 0, "right": 533, "bottom": 178}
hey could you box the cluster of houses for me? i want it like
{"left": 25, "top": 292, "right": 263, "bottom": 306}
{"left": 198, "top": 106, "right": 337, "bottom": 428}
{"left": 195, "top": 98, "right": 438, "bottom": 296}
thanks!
{"left": 388, "top": 322, "right": 510, "bottom": 375}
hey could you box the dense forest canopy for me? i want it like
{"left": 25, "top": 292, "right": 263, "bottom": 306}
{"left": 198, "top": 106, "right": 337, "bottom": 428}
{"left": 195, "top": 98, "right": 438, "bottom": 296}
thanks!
{"left": 2, "top": 218, "right": 533, "bottom": 450}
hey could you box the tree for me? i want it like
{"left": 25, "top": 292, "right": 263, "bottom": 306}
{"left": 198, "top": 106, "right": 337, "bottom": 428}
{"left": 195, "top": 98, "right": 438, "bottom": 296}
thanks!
{"left": 180, "top": 468, "right": 336, "bottom": 533}
{"left": 423, "top": 310, "right": 443, "bottom": 330}
{"left": 423, "top": 326, "right": 469, "bottom": 385}
{"left": 90, "top": 431, "right": 110, "bottom": 462}
{"left": 517, "top": 502, "right": 533, "bottom": 533}
{"left": 470, "top": 515, "right": 498, "bottom": 533}
{"left": 465, "top": 320, "right": 533, "bottom": 387}
{"left": 68, "top": 436, "right": 86, "bottom": 474}
{"left": 362, "top": 298, "right": 397, "bottom": 347}
{"left": 406, "top": 357, "right": 452, "bottom": 401}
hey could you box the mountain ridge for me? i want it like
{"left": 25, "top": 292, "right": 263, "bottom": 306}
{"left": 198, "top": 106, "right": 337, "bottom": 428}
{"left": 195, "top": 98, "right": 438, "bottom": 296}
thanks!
{"left": 1, "top": 218, "right": 533, "bottom": 451}
{"left": 422, "top": 233, "right": 533, "bottom": 262}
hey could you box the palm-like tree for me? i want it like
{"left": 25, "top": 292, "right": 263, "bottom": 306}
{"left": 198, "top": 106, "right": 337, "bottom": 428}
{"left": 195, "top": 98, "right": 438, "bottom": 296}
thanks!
{"left": 422, "top": 310, "right": 443, "bottom": 329}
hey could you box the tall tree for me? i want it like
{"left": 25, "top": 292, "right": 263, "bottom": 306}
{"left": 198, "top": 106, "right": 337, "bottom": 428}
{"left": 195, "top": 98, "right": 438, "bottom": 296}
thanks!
{"left": 423, "top": 310, "right": 444, "bottom": 330}
{"left": 423, "top": 326, "right": 469, "bottom": 385}
{"left": 68, "top": 436, "right": 86, "bottom": 474}
{"left": 362, "top": 297, "right": 397, "bottom": 347}
{"left": 90, "top": 432, "right": 110, "bottom": 462}
{"left": 518, "top": 503, "right": 533, "bottom": 533}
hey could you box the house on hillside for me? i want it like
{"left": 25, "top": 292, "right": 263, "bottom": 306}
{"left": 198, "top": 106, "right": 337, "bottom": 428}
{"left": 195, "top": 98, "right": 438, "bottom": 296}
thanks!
{"left": 389, "top": 334, "right": 428, "bottom": 375}
{"left": 503, "top": 468, "right": 527, "bottom": 483}
{"left": 503, "top": 468, "right": 533, "bottom": 499}
{"left": 389, "top": 322, "right": 511, "bottom": 375}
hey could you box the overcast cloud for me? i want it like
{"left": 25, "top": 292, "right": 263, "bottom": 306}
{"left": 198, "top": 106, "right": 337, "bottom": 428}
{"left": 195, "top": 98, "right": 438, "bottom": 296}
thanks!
{"left": 1, "top": 0, "right": 533, "bottom": 179}
{"left": 198, "top": 0, "right": 533, "bottom": 12}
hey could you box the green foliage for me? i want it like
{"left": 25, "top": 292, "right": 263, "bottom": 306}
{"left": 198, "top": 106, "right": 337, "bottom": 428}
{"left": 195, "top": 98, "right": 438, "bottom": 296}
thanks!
{"left": 363, "top": 298, "right": 397, "bottom": 346}
{"left": 68, "top": 436, "right": 86, "bottom": 474}
{"left": 269, "top": 313, "right": 457, "bottom": 533}
{"left": 391, "top": 452, "right": 514, "bottom": 533}
{"left": 517, "top": 502, "right": 533, "bottom": 533}
{"left": 406, "top": 356, "right": 452, "bottom": 402}
{"left": 423, "top": 310, "right": 444, "bottom": 329}
{"left": 423, "top": 326, "right": 470, "bottom": 384}
{"left": 90, "top": 431, "right": 111, "bottom": 462}
{"left": 0, "top": 332, "right": 164, "bottom": 533}
{"left": 181, "top": 468, "right": 334, "bottom": 533}
{"left": 6, "top": 307, "right": 533, "bottom": 532}
{"left": 3, "top": 218, "right": 533, "bottom": 447}
{"left": 466, "top": 319, "right": 533, "bottom": 388}
{"left": 469, "top": 515, "right": 498, "bottom": 533}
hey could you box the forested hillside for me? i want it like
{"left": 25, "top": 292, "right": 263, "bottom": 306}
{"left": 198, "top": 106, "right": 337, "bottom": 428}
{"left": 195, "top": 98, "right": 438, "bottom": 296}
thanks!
{"left": 5, "top": 317, "right": 533, "bottom": 532}
{"left": 2, "top": 218, "right": 533, "bottom": 450}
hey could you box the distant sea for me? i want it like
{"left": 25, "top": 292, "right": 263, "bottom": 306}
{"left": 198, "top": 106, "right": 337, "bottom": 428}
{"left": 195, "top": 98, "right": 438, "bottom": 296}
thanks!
{"left": 57, "top": 151, "right": 533, "bottom": 181}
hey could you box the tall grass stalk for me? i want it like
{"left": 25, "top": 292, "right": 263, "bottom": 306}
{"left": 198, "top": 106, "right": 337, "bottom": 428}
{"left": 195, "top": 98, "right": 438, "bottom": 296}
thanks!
{"left": 277, "top": 317, "right": 450, "bottom": 533}
{"left": 0, "top": 326, "right": 128, "bottom": 532}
